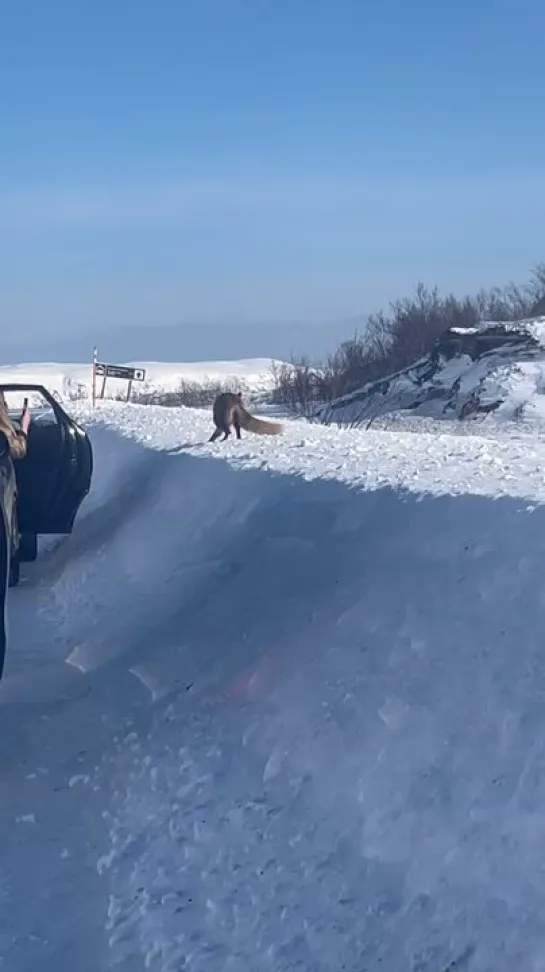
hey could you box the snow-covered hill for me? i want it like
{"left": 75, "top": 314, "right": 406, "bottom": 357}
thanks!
{"left": 3, "top": 400, "right": 545, "bottom": 969}
{"left": 316, "top": 316, "right": 545, "bottom": 427}
{"left": 0, "top": 357, "right": 281, "bottom": 403}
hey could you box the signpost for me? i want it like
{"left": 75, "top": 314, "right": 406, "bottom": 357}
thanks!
{"left": 91, "top": 351, "right": 146, "bottom": 404}
{"left": 92, "top": 346, "right": 98, "bottom": 407}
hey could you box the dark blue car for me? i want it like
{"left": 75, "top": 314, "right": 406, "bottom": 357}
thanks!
{"left": 0, "top": 431, "right": 17, "bottom": 678}
{"left": 0, "top": 384, "right": 93, "bottom": 678}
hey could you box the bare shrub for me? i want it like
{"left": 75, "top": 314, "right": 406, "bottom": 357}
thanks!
{"left": 62, "top": 379, "right": 89, "bottom": 401}
{"left": 131, "top": 377, "right": 241, "bottom": 408}
{"left": 270, "top": 262, "right": 545, "bottom": 414}
{"left": 270, "top": 358, "right": 326, "bottom": 416}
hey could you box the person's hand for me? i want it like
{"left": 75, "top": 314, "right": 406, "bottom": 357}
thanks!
{"left": 20, "top": 406, "right": 31, "bottom": 436}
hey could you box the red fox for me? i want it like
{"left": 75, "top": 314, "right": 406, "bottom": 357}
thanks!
{"left": 209, "top": 392, "right": 283, "bottom": 442}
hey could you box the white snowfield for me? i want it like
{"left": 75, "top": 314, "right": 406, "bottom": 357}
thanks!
{"left": 0, "top": 357, "right": 280, "bottom": 402}
{"left": 3, "top": 397, "right": 545, "bottom": 970}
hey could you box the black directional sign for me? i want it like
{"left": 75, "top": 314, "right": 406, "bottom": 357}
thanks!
{"left": 95, "top": 363, "right": 146, "bottom": 382}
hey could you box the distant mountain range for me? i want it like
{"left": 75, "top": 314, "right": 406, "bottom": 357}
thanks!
{"left": 1, "top": 318, "right": 364, "bottom": 366}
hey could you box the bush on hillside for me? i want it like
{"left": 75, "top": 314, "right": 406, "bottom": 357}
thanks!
{"left": 271, "top": 263, "right": 545, "bottom": 414}
{"left": 269, "top": 359, "right": 329, "bottom": 417}
{"left": 63, "top": 376, "right": 255, "bottom": 409}
{"left": 130, "top": 377, "right": 240, "bottom": 408}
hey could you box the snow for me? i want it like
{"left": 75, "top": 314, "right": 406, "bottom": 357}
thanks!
{"left": 3, "top": 393, "right": 545, "bottom": 969}
{"left": 69, "top": 398, "right": 545, "bottom": 503}
{"left": 0, "top": 357, "right": 281, "bottom": 403}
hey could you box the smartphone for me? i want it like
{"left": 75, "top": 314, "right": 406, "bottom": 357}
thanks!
{"left": 22, "top": 397, "right": 28, "bottom": 411}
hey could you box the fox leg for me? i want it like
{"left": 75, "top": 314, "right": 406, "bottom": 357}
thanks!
{"left": 221, "top": 424, "right": 231, "bottom": 441}
{"left": 233, "top": 416, "right": 242, "bottom": 439}
{"left": 209, "top": 426, "right": 222, "bottom": 442}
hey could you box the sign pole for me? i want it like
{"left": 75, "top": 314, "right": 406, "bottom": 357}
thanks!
{"left": 91, "top": 346, "right": 98, "bottom": 407}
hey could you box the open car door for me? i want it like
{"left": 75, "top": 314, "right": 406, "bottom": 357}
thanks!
{"left": 0, "top": 384, "right": 93, "bottom": 536}
{"left": 0, "top": 432, "right": 17, "bottom": 670}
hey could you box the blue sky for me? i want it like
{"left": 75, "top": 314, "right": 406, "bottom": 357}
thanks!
{"left": 2, "top": 0, "right": 545, "bottom": 361}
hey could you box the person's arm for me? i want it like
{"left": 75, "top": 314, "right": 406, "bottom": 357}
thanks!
{"left": 9, "top": 428, "right": 28, "bottom": 460}
{"left": 0, "top": 413, "right": 28, "bottom": 460}
{"left": 3, "top": 424, "right": 27, "bottom": 460}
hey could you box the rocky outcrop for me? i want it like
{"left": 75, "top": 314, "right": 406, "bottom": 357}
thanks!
{"left": 315, "top": 319, "right": 545, "bottom": 427}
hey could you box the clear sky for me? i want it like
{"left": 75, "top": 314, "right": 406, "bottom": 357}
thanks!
{"left": 2, "top": 0, "right": 545, "bottom": 362}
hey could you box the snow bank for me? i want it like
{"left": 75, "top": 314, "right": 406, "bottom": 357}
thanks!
{"left": 2, "top": 405, "right": 545, "bottom": 970}
{"left": 70, "top": 398, "right": 545, "bottom": 504}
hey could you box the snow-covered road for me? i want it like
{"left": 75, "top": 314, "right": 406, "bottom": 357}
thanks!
{"left": 2, "top": 402, "right": 545, "bottom": 970}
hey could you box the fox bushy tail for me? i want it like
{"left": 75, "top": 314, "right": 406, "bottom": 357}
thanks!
{"left": 239, "top": 408, "right": 283, "bottom": 436}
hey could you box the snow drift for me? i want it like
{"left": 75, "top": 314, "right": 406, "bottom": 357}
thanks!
{"left": 2, "top": 404, "right": 545, "bottom": 970}
{"left": 317, "top": 316, "right": 545, "bottom": 427}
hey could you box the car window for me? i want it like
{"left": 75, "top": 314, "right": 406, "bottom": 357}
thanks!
{"left": 3, "top": 389, "right": 58, "bottom": 427}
